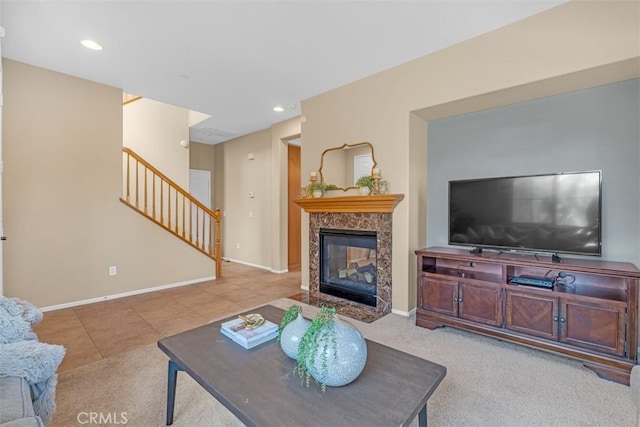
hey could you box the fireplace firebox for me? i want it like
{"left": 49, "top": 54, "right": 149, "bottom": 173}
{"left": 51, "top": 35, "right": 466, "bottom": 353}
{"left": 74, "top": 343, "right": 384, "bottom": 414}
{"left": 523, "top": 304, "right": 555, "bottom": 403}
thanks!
{"left": 319, "top": 228, "right": 377, "bottom": 307}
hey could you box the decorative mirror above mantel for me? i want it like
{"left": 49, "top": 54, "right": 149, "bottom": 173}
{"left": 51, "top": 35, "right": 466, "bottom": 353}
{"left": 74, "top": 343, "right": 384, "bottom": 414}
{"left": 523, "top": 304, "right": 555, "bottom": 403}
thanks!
{"left": 319, "top": 142, "right": 377, "bottom": 191}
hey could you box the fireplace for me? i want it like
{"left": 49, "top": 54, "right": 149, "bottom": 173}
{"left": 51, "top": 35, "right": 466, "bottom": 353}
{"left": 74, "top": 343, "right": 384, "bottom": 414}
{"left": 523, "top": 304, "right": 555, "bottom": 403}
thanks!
{"left": 307, "top": 210, "right": 395, "bottom": 321}
{"left": 319, "top": 229, "right": 377, "bottom": 307}
{"left": 294, "top": 194, "right": 404, "bottom": 322}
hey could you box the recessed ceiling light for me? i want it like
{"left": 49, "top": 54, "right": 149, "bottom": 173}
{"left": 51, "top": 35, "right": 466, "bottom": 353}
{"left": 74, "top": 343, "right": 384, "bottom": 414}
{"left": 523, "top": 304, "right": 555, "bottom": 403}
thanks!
{"left": 273, "top": 106, "right": 284, "bottom": 112}
{"left": 81, "top": 40, "right": 103, "bottom": 51}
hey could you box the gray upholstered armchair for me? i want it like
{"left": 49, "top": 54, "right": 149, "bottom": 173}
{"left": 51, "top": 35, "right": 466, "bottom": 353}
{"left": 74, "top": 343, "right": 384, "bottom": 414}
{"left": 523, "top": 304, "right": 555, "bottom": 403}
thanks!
{"left": 0, "top": 297, "right": 65, "bottom": 425}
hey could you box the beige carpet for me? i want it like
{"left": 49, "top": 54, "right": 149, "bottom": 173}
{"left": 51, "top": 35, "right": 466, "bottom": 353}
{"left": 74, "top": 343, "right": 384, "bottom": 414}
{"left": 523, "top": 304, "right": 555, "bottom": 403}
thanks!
{"left": 51, "top": 298, "right": 636, "bottom": 427}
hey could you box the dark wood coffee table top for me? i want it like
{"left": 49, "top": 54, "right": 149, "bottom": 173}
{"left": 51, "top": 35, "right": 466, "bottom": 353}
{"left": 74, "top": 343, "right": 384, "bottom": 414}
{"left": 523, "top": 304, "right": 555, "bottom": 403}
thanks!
{"left": 158, "top": 305, "right": 446, "bottom": 427}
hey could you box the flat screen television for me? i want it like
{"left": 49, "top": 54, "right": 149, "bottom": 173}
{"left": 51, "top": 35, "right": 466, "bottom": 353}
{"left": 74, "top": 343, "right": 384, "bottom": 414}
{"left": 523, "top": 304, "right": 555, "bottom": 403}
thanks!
{"left": 448, "top": 171, "right": 602, "bottom": 256}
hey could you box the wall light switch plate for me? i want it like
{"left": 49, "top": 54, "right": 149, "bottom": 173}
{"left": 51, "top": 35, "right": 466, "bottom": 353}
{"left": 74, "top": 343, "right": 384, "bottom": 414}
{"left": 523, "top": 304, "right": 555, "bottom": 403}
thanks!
{"left": 109, "top": 266, "right": 117, "bottom": 276}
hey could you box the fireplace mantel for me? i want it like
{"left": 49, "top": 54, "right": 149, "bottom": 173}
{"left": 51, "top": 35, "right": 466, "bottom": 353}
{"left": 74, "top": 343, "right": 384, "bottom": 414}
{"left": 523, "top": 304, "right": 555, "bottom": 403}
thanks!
{"left": 294, "top": 194, "right": 404, "bottom": 213}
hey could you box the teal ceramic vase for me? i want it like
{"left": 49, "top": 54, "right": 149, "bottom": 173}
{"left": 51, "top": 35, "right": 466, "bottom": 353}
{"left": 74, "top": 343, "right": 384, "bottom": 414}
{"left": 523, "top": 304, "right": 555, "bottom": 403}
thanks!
{"left": 280, "top": 313, "right": 311, "bottom": 359}
{"left": 305, "top": 317, "right": 367, "bottom": 387}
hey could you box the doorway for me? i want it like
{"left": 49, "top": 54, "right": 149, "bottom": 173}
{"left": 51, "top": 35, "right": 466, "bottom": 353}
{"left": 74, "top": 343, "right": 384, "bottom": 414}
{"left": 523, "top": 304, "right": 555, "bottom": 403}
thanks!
{"left": 287, "top": 142, "right": 301, "bottom": 271}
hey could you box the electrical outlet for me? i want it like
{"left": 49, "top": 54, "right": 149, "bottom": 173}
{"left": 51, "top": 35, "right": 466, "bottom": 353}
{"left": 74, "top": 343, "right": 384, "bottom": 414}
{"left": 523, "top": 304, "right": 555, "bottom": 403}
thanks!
{"left": 249, "top": 211, "right": 253, "bottom": 218}
{"left": 108, "top": 266, "right": 117, "bottom": 276}
{"left": 236, "top": 242, "right": 240, "bottom": 249}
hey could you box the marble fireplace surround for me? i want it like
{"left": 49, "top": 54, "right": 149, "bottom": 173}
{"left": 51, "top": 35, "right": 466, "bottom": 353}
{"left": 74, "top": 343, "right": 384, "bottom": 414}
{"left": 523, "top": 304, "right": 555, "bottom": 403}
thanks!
{"left": 295, "top": 195, "right": 404, "bottom": 322}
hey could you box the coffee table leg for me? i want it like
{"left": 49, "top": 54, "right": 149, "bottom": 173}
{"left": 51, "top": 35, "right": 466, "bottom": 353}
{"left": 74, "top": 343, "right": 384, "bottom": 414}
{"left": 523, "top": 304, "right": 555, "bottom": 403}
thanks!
{"left": 418, "top": 404, "right": 428, "bottom": 427}
{"left": 167, "top": 360, "right": 182, "bottom": 425}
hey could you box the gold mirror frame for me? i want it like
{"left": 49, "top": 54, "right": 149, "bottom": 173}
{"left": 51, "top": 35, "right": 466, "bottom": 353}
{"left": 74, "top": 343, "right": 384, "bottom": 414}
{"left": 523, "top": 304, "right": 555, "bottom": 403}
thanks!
{"left": 318, "top": 142, "right": 377, "bottom": 191}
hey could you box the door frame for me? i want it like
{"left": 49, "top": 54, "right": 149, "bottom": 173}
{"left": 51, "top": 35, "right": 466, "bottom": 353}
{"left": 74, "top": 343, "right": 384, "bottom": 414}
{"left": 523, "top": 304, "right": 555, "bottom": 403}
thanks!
{"left": 0, "top": 26, "right": 6, "bottom": 296}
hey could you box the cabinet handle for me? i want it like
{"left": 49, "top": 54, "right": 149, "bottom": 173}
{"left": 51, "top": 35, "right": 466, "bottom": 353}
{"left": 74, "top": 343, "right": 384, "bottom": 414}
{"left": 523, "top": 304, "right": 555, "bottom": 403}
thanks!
{"left": 559, "top": 317, "right": 566, "bottom": 323}
{"left": 458, "top": 297, "right": 463, "bottom": 303}
{"left": 454, "top": 297, "right": 459, "bottom": 302}
{"left": 553, "top": 316, "right": 559, "bottom": 322}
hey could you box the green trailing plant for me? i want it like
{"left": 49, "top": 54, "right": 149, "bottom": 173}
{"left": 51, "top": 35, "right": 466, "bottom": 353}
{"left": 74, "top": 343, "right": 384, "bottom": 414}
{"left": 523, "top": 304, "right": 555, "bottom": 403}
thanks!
{"left": 278, "top": 304, "right": 302, "bottom": 341}
{"left": 356, "top": 175, "right": 375, "bottom": 190}
{"left": 294, "top": 306, "right": 338, "bottom": 392}
{"left": 324, "top": 184, "right": 338, "bottom": 190}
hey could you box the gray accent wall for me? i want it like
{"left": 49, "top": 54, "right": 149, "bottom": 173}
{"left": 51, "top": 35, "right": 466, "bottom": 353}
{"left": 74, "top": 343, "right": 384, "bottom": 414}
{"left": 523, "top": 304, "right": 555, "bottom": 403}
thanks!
{"left": 426, "top": 79, "right": 640, "bottom": 265}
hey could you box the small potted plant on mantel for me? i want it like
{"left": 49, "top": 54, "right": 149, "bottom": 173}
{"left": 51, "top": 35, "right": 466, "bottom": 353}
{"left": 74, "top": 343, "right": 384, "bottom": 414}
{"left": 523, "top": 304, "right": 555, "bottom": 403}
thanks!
{"left": 307, "top": 182, "right": 325, "bottom": 198}
{"left": 356, "top": 175, "right": 375, "bottom": 195}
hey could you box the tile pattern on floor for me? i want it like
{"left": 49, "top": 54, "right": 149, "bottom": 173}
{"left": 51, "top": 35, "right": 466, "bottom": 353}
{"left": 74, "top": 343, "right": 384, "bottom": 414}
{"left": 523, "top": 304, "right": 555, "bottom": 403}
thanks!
{"left": 33, "top": 262, "right": 302, "bottom": 372}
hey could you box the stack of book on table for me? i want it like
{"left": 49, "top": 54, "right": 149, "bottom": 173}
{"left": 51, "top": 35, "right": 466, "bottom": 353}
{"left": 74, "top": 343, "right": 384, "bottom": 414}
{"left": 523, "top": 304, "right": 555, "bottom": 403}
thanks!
{"left": 220, "top": 317, "right": 278, "bottom": 349}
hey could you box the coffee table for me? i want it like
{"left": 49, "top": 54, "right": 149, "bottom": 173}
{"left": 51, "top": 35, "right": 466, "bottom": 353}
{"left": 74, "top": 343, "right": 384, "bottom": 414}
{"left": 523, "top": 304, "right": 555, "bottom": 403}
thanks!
{"left": 157, "top": 305, "right": 446, "bottom": 426}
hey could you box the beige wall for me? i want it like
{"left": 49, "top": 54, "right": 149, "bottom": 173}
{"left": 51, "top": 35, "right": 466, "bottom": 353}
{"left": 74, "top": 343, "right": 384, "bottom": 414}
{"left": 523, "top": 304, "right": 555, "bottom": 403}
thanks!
{"left": 2, "top": 59, "right": 215, "bottom": 307}
{"left": 300, "top": 1, "right": 640, "bottom": 312}
{"left": 123, "top": 97, "right": 189, "bottom": 188}
{"left": 216, "top": 129, "right": 272, "bottom": 266}
{"left": 213, "top": 144, "right": 225, "bottom": 217}
{"left": 210, "top": 117, "right": 300, "bottom": 271}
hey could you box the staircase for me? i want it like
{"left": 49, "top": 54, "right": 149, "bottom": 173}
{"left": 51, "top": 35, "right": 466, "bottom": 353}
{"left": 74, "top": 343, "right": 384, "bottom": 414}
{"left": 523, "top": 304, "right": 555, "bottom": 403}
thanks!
{"left": 122, "top": 92, "right": 142, "bottom": 105}
{"left": 120, "top": 147, "right": 222, "bottom": 277}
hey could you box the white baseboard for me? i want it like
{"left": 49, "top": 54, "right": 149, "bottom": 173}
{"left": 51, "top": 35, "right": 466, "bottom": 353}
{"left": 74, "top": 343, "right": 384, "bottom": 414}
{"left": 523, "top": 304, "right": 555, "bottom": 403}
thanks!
{"left": 392, "top": 307, "right": 417, "bottom": 317}
{"left": 40, "top": 276, "right": 216, "bottom": 312}
{"left": 223, "top": 257, "right": 288, "bottom": 274}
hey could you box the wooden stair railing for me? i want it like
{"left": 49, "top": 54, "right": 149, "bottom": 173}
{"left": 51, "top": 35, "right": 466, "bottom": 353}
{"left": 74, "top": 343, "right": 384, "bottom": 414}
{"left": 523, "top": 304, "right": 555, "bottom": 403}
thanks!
{"left": 120, "top": 147, "right": 222, "bottom": 278}
{"left": 123, "top": 93, "right": 142, "bottom": 105}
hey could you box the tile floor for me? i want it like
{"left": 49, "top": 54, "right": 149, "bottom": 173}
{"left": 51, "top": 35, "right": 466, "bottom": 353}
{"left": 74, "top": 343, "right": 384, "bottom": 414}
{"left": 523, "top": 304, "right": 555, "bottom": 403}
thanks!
{"left": 33, "top": 262, "right": 302, "bottom": 372}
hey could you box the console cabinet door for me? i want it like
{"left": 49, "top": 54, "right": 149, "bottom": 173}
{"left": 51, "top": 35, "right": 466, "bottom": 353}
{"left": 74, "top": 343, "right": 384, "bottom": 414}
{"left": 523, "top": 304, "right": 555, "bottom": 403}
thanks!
{"left": 505, "top": 290, "right": 558, "bottom": 340}
{"left": 420, "top": 276, "right": 458, "bottom": 317}
{"left": 559, "top": 298, "right": 626, "bottom": 356}
{"left": 458, "top": 282, "right": 503, "bottom": 327}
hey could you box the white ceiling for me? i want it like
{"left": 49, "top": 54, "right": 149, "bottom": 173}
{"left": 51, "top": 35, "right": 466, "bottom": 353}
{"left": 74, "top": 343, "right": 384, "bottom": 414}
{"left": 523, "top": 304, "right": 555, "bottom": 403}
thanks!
{"left": 0, "top": 0, "right": 564, "bottom": 145}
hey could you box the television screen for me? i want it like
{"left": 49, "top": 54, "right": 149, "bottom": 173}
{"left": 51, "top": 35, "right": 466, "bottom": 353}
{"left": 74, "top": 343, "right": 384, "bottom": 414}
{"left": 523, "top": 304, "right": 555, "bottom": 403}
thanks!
{"left": 448, "top": 171, "right": 602, "bottom": 256}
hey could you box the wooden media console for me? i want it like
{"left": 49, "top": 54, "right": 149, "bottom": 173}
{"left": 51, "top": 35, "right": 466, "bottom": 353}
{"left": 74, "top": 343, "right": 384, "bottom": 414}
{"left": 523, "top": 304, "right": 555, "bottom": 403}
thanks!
{"left": 415, "top": 246, "right": 640, "bottom": 384}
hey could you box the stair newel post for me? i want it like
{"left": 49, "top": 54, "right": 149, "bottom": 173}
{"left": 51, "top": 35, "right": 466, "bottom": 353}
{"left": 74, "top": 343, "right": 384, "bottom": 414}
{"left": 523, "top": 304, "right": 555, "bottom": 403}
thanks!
{"left": 215, "top": 208, "right": 222, "bottom": 278}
